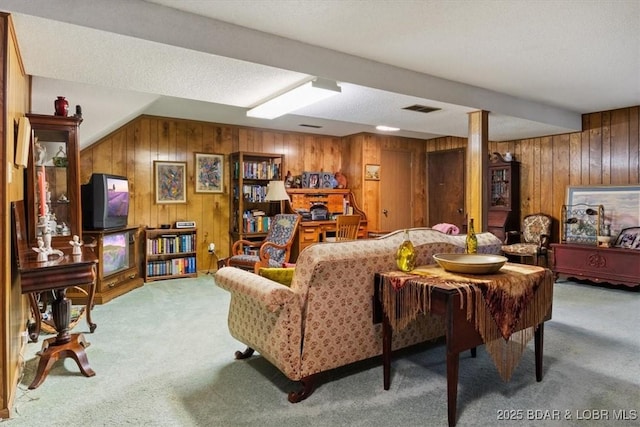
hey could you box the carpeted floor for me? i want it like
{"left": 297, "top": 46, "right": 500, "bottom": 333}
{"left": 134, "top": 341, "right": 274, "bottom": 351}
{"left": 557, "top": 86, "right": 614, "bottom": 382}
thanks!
{"left": 4, "top": 275, "right": 640, "bottom": 427}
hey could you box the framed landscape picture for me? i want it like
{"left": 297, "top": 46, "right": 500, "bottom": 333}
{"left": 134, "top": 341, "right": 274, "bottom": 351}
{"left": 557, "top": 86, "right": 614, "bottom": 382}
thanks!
{"left": 566, "top": 185, "right": 640, "bottom": 237}
{"left": 154, "top": 161, "right": 187, "bottom": 204}
{"left": 194, "top": 153, "right": 224, "bottom": 193}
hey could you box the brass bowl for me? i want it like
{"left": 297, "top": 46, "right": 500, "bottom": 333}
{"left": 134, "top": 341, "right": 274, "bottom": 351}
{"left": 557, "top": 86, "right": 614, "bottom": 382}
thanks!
{"left": 433, "top": 253, "right": 508, "bottom": 274}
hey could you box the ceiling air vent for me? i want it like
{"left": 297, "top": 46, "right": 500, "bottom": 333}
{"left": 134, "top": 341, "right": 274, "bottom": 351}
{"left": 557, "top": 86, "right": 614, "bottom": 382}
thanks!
{"left": 403, "top": 104, "right": 441, "bottom": 114}
{"left": 299, "top": 124, "right": 322, "bottom": 128}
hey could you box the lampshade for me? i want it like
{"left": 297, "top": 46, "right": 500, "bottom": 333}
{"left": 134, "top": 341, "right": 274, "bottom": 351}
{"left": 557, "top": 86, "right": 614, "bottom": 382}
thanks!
{"left": 265, "top": 181, "right": 290, "bottom": 202}
{"left": 247, "top": 78, "right": 341, "bottom": 120}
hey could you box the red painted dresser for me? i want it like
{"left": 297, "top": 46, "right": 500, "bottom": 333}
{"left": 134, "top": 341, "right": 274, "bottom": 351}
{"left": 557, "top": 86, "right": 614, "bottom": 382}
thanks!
{"left": 551, "top": 243, "right": 639, "bottom": 288}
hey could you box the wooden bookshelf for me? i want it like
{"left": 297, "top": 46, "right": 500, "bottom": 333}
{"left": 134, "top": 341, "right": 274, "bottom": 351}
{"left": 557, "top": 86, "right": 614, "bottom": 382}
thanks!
{"left": 144, "top": 228, "right": 197, "bottom": 281}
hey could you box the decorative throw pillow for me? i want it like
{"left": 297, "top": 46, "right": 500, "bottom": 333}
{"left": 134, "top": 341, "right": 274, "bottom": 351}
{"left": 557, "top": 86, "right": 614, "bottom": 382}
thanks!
{"left": 258, "top": 267, "right": 295, "bottom": 287}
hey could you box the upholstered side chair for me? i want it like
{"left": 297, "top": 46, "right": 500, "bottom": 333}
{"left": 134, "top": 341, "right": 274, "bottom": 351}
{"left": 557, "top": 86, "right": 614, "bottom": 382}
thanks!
{"left": 227, "top": 213, "right": 301, "bottom": 273}
{"left": 322, "top": 214, "right": 361, "bottom": 242}
{"left": 501, "top": 213, "right": 552, "bottom": 266}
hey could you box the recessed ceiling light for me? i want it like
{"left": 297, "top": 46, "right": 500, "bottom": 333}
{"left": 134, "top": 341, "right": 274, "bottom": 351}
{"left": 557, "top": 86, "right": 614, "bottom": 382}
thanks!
{"left": 376, "top": 125, "right": 400, "bottom": 132}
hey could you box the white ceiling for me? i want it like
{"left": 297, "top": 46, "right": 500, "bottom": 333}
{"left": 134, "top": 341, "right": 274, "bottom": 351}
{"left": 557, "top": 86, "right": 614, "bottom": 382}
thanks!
{"left": 3, "top": 0, "right": 639, "bottom": 149}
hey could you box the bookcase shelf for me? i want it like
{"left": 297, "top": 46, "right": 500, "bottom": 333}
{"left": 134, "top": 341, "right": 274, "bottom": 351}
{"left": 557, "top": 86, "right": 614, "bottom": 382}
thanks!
{"left": 229, "top": 151, "right": 283, "bottom": 251}
{"left": 144, "top": 227, "right": 197, "bottom": 282}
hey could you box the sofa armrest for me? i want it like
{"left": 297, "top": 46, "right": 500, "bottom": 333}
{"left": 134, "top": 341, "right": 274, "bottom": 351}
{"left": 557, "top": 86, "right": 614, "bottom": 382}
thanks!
{"left": 215, "top": 266, "right": 298, "bottom": 312}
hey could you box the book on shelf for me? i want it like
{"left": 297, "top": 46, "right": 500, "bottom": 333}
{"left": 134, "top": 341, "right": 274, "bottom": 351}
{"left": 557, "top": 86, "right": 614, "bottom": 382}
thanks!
{"left": 147, "top": 256, "right": 197, "bottom": 277}
{"left": 147, "top": 233, "right": 195, "bottom": 255}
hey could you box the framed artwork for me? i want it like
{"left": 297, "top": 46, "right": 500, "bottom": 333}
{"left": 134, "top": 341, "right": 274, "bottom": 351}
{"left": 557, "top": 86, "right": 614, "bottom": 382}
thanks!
{"left": 365, "top": 164, "right": 380, "bottom": 180}
{"left": 154, "top": 161, "right": 187, "bottom": 204}
{"left": 302, "top": 171, "right": 321, "bottom": 189}
{"left": 194, "top": 153, "right": 224, "bottom": 193}
{"left": 614, "top": 227, "right": 640, "bottom": 249}
{"left": 566, "top": 185, "right": 640, "bottom": 237}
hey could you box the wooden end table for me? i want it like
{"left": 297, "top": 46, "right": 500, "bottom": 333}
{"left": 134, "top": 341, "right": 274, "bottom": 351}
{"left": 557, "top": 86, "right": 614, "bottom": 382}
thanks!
{"left": 375, "top": 265, "right": 553, "bottom": 427}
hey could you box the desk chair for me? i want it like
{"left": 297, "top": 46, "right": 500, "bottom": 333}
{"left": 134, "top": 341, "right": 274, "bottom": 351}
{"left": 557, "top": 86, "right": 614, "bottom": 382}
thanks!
{"left": 323, "top": 214, "right": 361, "bottom": 242}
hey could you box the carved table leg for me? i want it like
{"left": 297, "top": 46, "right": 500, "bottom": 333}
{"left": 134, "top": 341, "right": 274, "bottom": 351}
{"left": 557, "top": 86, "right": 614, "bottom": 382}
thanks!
{"left": 85, "top": 265, "right": 97, "bottom": 333}
{"left": 28, "top": 292, "right": 42, "bottom": 342}
{"left": 28, "top": 333, "right": 95, "bottom": 389}
{"left": 28, "top": 288, "right": 95, "bottom": 389}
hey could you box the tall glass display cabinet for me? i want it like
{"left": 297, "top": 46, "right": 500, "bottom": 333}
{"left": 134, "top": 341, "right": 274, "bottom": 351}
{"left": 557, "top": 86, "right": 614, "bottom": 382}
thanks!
{"left": 25, "top": 114, "right": 83, "bottom": 246}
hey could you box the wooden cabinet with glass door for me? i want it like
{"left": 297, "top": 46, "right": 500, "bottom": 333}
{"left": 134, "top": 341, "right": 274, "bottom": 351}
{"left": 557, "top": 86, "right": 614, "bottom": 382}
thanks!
{"left": 488, "top": 152, "right": 520, "bottom": 241}
{"left": 25, "top": 114, "right": 83, "bottom": 247}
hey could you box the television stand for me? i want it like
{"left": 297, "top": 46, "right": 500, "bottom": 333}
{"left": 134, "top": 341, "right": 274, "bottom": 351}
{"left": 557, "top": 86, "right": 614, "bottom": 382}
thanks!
{"left": 68, "top": 226, "right": 144, "bottom": 304}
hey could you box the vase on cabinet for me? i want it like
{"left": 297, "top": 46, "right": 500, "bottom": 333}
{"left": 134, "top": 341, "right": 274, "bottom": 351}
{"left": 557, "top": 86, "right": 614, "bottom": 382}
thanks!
{"left": 54, "top": 96, "right": 69, "bottom": 116}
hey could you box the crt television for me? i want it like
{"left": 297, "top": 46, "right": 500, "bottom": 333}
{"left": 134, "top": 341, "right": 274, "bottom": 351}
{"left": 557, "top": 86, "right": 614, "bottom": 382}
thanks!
{"left": 82, "top": 173, "right": 130, "bottom": 230}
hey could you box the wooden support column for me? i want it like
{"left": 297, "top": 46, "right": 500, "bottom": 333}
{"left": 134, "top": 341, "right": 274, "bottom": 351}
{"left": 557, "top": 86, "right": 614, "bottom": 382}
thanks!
{"left": 466, "top": 110, "right": 489, "bottom": 232}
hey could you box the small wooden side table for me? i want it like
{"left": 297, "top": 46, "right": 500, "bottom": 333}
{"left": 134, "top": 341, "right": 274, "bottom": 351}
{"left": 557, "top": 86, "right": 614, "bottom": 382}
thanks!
{"left": 13, "top": 201, "right": 98, "bottom": 389}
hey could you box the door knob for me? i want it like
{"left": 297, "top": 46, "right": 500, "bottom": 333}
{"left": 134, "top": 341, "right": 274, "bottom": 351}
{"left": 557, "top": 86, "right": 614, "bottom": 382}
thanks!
{"left": 383, "top": 209, "right": 388, "bottom": 217}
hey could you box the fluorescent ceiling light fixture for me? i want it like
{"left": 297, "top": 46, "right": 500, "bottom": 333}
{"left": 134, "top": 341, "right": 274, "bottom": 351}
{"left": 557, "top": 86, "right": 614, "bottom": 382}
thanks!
{"left": 376, "top": 125, "right": 400, "bottom": 132}
{"left": 247, "top": 79, "right": 341, "bottom": 119}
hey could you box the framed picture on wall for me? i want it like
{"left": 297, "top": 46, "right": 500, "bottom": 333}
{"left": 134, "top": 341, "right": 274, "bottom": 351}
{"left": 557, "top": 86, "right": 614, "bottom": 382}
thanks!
{"left": 194, "top": 153, "right": 224, "bottom": 193}
{"left": 365, "top": 164, "right": 380, "bottom": 180}
{"left": 566, "top": 185, "right": 640, "bottom": 237}
{"left": 154, "top": 161, "right": 187, "bottom": 204}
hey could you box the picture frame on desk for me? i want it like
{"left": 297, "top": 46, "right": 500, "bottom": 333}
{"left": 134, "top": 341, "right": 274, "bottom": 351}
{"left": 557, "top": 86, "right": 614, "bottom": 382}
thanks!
{"left": 614, "top": 227, "right": 640, "bottom": 249}
{"left": 302, "top": 172, "right": 321, "bottom": 189}
{"left": 154, "top": 161, "right": 187, "bottom": 204}
{"left": 194, "top": 153, "right": 224, "bottom": 193}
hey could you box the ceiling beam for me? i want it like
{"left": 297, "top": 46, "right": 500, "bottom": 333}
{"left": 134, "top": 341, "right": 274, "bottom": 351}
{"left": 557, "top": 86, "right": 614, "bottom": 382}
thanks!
{"left": 2, "top": 0, "right": 581, "bottom": 132}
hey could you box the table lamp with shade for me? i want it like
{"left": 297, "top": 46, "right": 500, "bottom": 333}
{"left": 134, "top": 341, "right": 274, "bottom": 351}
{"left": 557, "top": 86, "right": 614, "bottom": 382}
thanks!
{"left": 265, "top": 180, "right": 290, "bottom": 214}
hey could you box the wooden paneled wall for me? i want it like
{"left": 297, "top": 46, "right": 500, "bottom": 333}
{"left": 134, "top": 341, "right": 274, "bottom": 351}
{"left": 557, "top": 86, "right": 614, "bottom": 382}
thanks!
{"left": 1, "top": 13, "right": 30, "bottom": 418}
{"left": 426, "top": 107, "right": 640, "bottom": 242}
{"left": 81, "top": 107, "right": 640, "bottom": 266}
{"left": 344, "top": 133, "right": 429, "bottom": 229}
{"left": 80, "top": 116, "right": 348, "bottom": 268}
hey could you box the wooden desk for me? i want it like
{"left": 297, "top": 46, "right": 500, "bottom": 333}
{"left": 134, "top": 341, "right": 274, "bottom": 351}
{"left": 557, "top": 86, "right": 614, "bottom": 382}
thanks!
{"left": 13, "top": 201, "right": 98, "bottom": 389}
{"left": 375, "top": 264, "right": 553, "bottom": 427}
{"left": 286, "top": 188, "right": 368, "bottom": 261}
{"left": 291, "top": 219, "right": 368, "bottom": 261}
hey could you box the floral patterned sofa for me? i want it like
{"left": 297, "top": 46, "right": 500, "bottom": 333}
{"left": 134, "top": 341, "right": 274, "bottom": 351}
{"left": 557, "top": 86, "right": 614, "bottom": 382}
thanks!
{"left": 214, "top": 227, "right": 502, "bottom": 402}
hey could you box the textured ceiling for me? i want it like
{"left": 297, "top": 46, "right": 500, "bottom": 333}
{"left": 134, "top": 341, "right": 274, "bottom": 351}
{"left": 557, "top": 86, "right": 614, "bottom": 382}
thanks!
{"left": 3, "top": 0, "right": 639, "bottom": 148}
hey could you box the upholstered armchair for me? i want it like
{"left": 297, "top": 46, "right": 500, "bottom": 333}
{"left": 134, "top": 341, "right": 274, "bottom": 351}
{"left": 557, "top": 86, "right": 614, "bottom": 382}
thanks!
{"left": 226, "top": 213, "right": 300, "bottom": 273}
{"left": 501, "top": 213, "right": 552, "bottom": 266}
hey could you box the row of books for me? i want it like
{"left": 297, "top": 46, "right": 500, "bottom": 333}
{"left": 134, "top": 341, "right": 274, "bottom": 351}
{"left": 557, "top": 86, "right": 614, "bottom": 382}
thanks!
{"left": 233, "top": 160, "right": 281, "bottom": 180}
{"left": 241, "top": 184, "right": 269, "bottom": 202}
{"left": 242, "top": 214, "right": 273, "bottom": 233}
{"left": 147, "top": 234, "right": 196, "bottom": 255}
{"left": 147, "top": 257, "right": 197, "bottom": 277}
